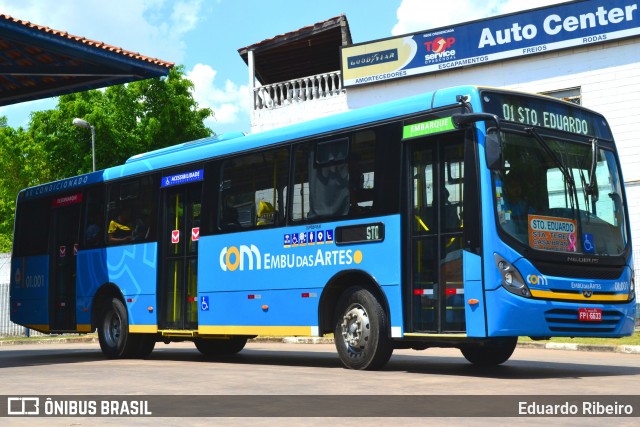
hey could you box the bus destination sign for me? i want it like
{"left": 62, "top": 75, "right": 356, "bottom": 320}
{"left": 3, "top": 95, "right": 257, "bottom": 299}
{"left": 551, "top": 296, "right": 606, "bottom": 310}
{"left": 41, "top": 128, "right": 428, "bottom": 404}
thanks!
{"left": 481, "top": 91, "right": 612, "bottom": 139}
{"left": 335, "top": 223, "right": 385, "bottom": 245}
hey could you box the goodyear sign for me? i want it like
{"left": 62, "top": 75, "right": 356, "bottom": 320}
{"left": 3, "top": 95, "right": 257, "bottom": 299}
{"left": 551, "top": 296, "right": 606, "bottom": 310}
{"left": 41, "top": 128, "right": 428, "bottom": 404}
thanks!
{"left": 341, "top": 0, "right": 640, "bottom": 86}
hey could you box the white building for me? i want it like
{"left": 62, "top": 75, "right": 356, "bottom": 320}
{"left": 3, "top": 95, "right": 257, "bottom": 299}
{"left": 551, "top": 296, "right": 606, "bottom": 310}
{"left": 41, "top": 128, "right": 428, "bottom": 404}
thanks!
{"left": 240, "top": 0, "right": 640, "bottom": 274}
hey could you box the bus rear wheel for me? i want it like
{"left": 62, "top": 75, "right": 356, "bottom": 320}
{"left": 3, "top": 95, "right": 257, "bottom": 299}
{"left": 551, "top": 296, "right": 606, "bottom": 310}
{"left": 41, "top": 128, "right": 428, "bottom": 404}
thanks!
{"left": 98, "top": 297, "right": 145, "bottom": 359}
{"left": 333, "top": 287, "right": 393, "bottom": 370}
{"left": 460, "top": 337, "right": 518, "bottom": 366}
{"left": 194, "top": 337, "right": 248, "bottom": 356}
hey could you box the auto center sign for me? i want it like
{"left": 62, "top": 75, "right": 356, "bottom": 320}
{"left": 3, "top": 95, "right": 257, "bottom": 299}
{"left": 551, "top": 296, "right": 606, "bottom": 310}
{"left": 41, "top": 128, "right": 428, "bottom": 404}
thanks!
{"left": 341, "top": 0, "right": 640, "bottom": 87}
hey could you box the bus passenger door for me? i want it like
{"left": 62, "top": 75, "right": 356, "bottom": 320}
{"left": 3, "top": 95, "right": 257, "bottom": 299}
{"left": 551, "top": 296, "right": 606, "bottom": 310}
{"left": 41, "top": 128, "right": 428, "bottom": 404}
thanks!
{"left": 409, "top": 136, "right": 465, "bottom": 333}
{"left": 50, "top": 195, "right": 82, "bottom": 331}
{"left": 159, "top": 183, "right": 201, "bottom": 330}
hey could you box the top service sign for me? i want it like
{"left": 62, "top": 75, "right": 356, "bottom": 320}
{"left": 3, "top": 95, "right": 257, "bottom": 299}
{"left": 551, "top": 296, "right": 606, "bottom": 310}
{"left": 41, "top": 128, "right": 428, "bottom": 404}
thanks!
{"left": 341, "top": 0, "right": 640, "bottom": 87}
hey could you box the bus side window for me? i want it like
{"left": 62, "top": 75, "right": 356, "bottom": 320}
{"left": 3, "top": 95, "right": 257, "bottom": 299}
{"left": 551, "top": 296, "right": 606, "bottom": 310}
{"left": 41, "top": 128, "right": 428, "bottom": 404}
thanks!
{"left": 292, "top": 130, "right": 377, "bottom": 222}
{"left": 219, "top": 148, "right": 288, "bottom": 231}
{"left": 308, "top": 138, "right": 350, "bottom": 219}
{"left": 349, "top": 130, "right": 376, "bottom": 215}
{"left": 83, "top": 186, "right": 105, "bottom": 248}
{"left": 14, "top": 197, "right": 51, "bottom": 256}
{"left": 106, "top": 176, "right": 155, "bottom": 245}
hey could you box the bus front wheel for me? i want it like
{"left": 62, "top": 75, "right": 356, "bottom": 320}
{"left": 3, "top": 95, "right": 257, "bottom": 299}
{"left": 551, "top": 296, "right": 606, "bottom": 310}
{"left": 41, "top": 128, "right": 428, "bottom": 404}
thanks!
{"left": 460, "top": 337, "right": 518, "bottom": 366}
{"left": 98, "top": 297, "right": 145, "bottom": 359}
{"left": 333, "top": 287, "right": 393, "bottom": 370}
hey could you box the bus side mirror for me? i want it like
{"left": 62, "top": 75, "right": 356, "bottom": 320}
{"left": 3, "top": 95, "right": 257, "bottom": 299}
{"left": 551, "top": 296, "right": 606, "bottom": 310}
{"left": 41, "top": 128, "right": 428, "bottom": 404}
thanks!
{"left": 451, "top": 112, "right": 504, "bottom": 170}
{"left": 485, "top": 131, "right": 503, "bottom": 171}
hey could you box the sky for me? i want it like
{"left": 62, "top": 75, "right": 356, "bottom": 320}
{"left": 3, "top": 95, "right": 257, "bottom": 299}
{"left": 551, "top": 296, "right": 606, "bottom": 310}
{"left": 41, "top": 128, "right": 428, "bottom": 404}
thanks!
{"left": 0, "top": 0, "right": 569, "bottom": 135}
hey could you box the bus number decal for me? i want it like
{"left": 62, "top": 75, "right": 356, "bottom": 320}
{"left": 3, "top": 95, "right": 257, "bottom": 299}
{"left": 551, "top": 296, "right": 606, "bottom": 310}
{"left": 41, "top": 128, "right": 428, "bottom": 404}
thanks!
{"left": 24, "top": 274, "right": 45, "bottom": 288}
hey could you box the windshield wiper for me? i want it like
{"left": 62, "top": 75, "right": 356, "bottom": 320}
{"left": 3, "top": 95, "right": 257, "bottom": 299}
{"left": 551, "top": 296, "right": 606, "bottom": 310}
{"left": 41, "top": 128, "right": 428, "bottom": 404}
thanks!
{"left": 525, "top": 127, "right": 579, "bottom": 212}
{"left": 585, "top": 137, "right": 599, "bottom": 197}
{"left": 578, "top": 168, "right": 593, "bottom": 217}
{"left": 525, "top": 127, "right": 584, "bottom": 250}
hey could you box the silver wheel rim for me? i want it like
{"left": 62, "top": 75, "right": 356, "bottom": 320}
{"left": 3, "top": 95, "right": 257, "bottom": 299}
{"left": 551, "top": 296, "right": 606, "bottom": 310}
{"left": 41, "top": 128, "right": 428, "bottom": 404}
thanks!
{"left": 104, "top": 309, "right": 122, "bottom": 348}
{"left": 340, "top": 304, "right": 370, "bottom": 357}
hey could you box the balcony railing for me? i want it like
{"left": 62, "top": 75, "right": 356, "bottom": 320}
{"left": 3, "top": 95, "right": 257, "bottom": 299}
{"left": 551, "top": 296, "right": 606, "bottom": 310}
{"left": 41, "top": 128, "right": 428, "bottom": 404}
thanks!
{"left": 253, "top": 71, "right": 344, "bottom": 110}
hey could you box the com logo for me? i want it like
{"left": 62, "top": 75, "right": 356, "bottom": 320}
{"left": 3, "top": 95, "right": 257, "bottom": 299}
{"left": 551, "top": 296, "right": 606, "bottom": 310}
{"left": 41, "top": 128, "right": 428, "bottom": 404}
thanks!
{"left": 219, "top": 245, "right": 261, "bottom": 272}
{"left": 526, "top": 274, "right": 548, "bottom": 286}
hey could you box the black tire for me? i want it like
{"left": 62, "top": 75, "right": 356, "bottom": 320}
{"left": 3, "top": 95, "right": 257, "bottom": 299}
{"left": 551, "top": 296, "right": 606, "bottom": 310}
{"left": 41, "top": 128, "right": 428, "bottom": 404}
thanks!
{"left": 97, "top": 298, "right": 141, "bottom": 359}
{"left": 333, "top": 287, "right": 393, "bottom": 370}
{"left": 134, "top": 334, "right": 156, "bottom": 358}
{"left": 194, "top": 336, "right": 248, "bottom": 356}
{"left": 460, "top": 337, "right": 518, "bottom": 366}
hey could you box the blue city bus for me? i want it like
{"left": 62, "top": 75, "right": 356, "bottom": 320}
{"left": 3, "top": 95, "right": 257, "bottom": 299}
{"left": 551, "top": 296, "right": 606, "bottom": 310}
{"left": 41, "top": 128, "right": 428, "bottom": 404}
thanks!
{"left": 10, "top": 86, "right": 636, "bottom": 370}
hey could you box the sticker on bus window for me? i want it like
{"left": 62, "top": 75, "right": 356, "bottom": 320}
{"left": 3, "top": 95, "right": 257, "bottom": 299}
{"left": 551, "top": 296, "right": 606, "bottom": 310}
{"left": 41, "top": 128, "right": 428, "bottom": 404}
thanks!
{"left": 326, "top": 229, "right": 334, "bottom": 244}
{"left": 528, "top": 215, "right": 577, "bottom": 252}
{"left": 582, "top": 233, "right": 595, "bottom": 254}
{"left": 307, "top": 232, "right": 316, "bottom": 245}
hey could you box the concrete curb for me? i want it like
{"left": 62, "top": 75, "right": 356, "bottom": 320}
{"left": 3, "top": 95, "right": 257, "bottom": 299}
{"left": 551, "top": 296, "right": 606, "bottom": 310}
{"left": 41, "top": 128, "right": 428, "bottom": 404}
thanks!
{"left": 515, "top": 341, "right": 640, "bottom": 354}
{"left": 1, "top": 335, "right": 639, "bottom": 354}
{"left": 273, "top": 337, "right": 640, "bottom": 354}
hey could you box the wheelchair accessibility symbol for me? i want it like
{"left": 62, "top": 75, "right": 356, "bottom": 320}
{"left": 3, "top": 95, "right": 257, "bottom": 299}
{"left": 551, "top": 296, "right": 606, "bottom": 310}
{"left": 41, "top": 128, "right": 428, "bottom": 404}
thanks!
{"left": 582, "top": 233, "right": 594, "bottom": 254}
{"left": 201, "top": 296, "right": 209, "bottom": 311}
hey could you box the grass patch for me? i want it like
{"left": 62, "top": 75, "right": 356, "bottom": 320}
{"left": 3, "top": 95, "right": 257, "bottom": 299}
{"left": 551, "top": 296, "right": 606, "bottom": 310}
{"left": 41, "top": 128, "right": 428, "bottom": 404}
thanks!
{"left": 0, "top": 333, "right": 96, "bottom": 342}
{"left": 519, "top": 331, "right": 640, "bottom": 346}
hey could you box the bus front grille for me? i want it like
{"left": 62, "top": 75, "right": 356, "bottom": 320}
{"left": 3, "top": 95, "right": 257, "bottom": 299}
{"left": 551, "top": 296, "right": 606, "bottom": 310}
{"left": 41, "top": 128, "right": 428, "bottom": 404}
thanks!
{"left": 544, "top": 308, "right": 623, "bottom": 333}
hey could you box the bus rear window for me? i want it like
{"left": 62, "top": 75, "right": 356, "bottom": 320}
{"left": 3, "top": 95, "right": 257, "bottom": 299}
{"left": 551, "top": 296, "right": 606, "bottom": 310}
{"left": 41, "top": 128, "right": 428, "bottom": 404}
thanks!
{"left": 14, "top": 197, "right": 51, "bottom": 256}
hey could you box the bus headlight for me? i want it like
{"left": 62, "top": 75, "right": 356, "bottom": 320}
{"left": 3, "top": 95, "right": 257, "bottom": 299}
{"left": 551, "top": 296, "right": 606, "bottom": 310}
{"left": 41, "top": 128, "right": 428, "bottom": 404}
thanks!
{"left": 494, "top": 253, "right": 531, "bottom": 297}
{"left": 630, "top": 269, "right": 635, "bottom": 301}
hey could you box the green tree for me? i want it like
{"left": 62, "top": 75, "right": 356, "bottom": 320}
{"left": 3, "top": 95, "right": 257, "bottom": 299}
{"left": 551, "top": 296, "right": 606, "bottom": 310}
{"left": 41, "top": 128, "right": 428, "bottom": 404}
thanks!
{"left": 0, "top": 66, "right": 213, "bottom": 251}
{"left": 28, "top": 66, "right": 213, "bottom": 180}
{"left": 0, "top": 124, "right": 50, "bottom": 251}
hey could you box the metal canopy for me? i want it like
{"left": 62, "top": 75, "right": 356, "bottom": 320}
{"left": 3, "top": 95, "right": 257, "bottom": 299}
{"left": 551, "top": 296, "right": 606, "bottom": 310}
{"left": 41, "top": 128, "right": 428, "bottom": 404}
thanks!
{"left": 238, "top": 15, "right": 352, "bottom": 85}
{"left": 0, "top": 14, "right": 174, "bottom": 107}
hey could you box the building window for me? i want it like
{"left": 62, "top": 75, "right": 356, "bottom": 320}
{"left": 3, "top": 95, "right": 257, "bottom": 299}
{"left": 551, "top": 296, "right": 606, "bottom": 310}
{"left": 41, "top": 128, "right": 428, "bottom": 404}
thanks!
{"left": 541, "top": 87, "right": 581, "bottom": 105}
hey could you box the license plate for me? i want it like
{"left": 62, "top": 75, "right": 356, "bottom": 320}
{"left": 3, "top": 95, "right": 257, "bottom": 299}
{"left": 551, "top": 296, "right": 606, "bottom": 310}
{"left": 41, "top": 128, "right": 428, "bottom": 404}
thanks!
{"left": 578, "top": 308, "right": 602, "bottom": 322}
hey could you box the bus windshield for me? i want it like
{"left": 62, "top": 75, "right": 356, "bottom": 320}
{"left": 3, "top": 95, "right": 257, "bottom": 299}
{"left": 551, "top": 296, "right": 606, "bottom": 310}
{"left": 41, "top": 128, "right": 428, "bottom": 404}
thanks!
{"left": 493, "top": 131, "right": 628, "bottom": 256}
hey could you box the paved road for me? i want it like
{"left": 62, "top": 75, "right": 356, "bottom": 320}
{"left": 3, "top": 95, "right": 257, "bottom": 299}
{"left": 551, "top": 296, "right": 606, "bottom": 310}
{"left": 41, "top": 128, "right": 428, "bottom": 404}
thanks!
{"left": 0, "top": 341, "right": 638, "bottom": 425}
